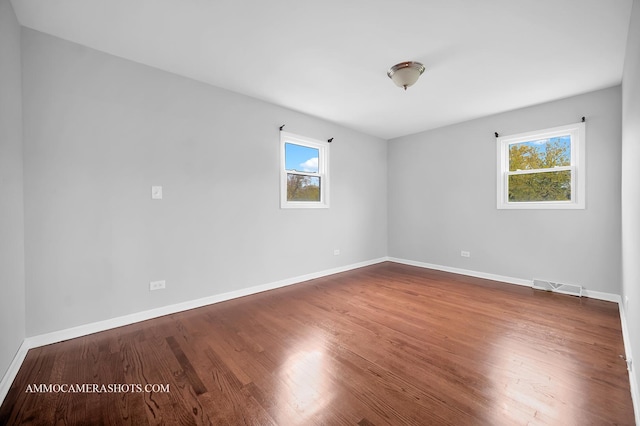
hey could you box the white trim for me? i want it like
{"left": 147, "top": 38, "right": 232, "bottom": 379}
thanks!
{"left": 0, "top": 340, "right": 30, "bottom": 406}
{"left": 280, "top": 131, "right": 330, "bottom": 209}
{"left": 0, "top": 257, "right": 386, "bottom": 405}
{"left": 582, "top": 288, "right": 622, "bottom": 303}
{"left": 496, "top": 121, "right": 586, "bottom": 209}
{"left": 388, "top": 257, "right": 532, "bottom": 287}
{"left": 387, "top": 257, "right": 621, "bottom": 303}
{"left": 619, "top": 302, "right": 640, "bottom": 425}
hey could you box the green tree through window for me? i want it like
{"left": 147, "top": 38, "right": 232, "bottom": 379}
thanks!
{"left": 280, "top": 132, "right": 329, "bottom": 208}
{"left": 287, "top": 175, "right": 320, "bottom": 202}
{"left": 496, "top": 122, "right": 585, "bottom": 210}
{"left": 508, "top": 137, "right": 571, "bottom": 202}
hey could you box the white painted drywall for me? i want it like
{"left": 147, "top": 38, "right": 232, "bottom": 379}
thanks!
{"left": 622, "top": 0, "right": 640, "bottom": 405}
{"left": 388, "top": 86, "right": 622, "bottom": 295}
{"left": 21, "top": 29, "right": 387, "bottom": 336}
{"left": 0, "top": 0, "right": 26, "bottom": 379}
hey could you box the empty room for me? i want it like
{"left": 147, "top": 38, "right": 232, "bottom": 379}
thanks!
{"left": 1, "top": 0, "right": 639, "bottom": 424}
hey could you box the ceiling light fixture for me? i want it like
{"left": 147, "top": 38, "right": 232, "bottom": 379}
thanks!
{"left": 387, "top": 61, "right": 425, "bottom": 90}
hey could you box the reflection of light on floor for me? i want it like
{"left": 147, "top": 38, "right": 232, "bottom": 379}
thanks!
{"left": 488, "top": 335, "right": 578, "bottom": 425}
{"left": 279, "top": 348, "right": 333, "bottom": 420}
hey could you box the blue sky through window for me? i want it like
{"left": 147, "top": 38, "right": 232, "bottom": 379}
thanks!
{"left": 285, "top": 143, "right": 319, "bottom": 172}
{"left": 517, "top": 135, "right": 570, "bottom": 155}
{"left": 509, "top": 135, "right": 571, "bottom": 170}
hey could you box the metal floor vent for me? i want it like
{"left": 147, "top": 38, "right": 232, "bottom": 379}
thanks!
{"left": 533, "top": 279, "right": 583, "bottom": 297}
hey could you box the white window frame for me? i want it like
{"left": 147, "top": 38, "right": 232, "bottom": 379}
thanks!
{"left": 280, "top": 131, "right": 329, "bottom": 209}
{"left": 497, "top": 122, "right": 585, "bottom": 210}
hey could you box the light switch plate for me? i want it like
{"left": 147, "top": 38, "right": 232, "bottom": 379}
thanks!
{"left": 151, "top": 186, "right": 163, "bottom": 200}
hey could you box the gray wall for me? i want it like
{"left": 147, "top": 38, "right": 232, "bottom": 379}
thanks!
{"left": 8, "top": 11, "right": 637, "bottom": 397}
{"left": 21, "top": 29, "right": 387, "bottom": 336}
{"left": 0, "top": 0, "right": 26, "bottom": 378}
{"left": 388, "top": 86, "right": 622, "bottom": 295}
{"left": 622, "top": 0, "right": 640, "bottom": 400}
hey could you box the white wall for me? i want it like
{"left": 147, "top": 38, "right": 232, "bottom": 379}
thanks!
{"left": 388, "top": 86, "right": 622, "bottom": 295}
{"left": 21, "top": 29, "right": 387, "bottom": 336}
{"left": 622, "top": 0, "right": 640, "bottom": 403}
{"left": 0, "top": 0, "right": 26, "bottom": 379}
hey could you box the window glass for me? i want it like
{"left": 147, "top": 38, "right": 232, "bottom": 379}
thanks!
{"left": 285, "top": 143, "right": 319, "bottom": 173}
{"left": 280, "top": 132, "right": 329, "bottom": 209}
{"left": 287, "top": 174, "right": 321, "bottom": 202}
{"left": 508, "top": 170, "right": 571, "bottom": 202}
{"left": 497, "top": 122, "right": 584, "bottom": 209}
{"left": 509, "top": 136, "right": 571, "bottom": 171}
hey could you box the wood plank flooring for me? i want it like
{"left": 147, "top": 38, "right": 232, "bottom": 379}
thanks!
{"left": 0, "top": 262, "right": 635, "bottom": 425}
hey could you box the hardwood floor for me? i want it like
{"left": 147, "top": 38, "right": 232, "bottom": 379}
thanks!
{"left": 0, "top": 262, "right": 634, "bottom": 425}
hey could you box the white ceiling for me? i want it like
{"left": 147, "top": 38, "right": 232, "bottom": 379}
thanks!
{"left": 10, "top": 0, "right": 633, "bottom": 140}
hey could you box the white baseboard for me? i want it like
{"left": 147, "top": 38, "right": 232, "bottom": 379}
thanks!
{"left": 0, "top": 257, "right": 387, "bottom": 405}
{"left": 618, "top": 302, "right": 640, "bottom": 425}
{"left": 387, "top": 256, "right": 622, "bottom": 303}
{"left": 0, "top": 340, "right": 30, "bottom": 407}
{"left": 582, "top": 288, "right": 622, "bottom": 303}
{"left": 388, "top": 257, "right": 533, "bottom": 287}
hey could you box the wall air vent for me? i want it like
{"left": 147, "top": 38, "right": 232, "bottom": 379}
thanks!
{"left": 532, "top": 279, "right": 582, "bottom": 297}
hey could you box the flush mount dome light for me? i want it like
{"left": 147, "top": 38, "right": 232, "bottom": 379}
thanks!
{"left": 387, "top": 61, "right": 425, "bottom": 90}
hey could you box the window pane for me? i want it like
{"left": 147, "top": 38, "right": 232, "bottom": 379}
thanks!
{"left": 508, "top": 170, "right": 571, "bottom": 202}
{"left": 285, "top": 143, "right": 319, "bottom": 173}
{"left": 287, "top": 174, "right": 321, "bottom": 202}
{"left": 509, "top": 136, "right": 571, "bottom": 171}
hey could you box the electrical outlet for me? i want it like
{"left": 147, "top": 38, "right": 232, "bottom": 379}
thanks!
{"left": 461, "top": 251, "right": 471, "bottom": 258}
{"left": 149, "top": 280, "right": 166, "bottom": 291}
{"left": 334, "top": 249, "right": 340, "bottom": 256}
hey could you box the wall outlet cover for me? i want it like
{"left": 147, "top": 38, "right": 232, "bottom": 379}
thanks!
{"left": 149, "top": 280, "right": 166, "bottom": 291}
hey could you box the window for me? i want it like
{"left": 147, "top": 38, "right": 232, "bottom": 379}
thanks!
{"left": 280, "top": 132, "right": 329, "bottom": 208}
{"left": 497, "top": 122, "right": 585, "bottom": 209}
